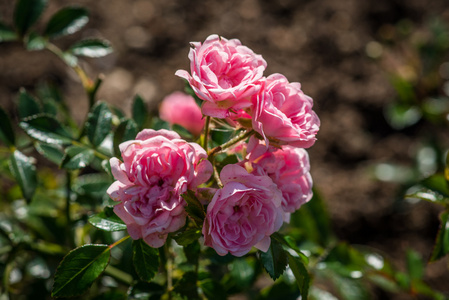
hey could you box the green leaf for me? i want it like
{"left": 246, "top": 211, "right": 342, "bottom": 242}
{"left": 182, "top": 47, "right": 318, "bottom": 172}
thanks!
{"left": 128, "top": 282, "right": 164, "bottom": 300}
{"left": 19, "top": 114, "right": 73, "bottom": 144}
{"left": 132, "top": 95, "right": 147, "bottom": 129}
{"left": 73, "top": 173, "right": 112, "bottom": 201}
{"left": 150, "top": 117, "right": 170, "bottom": 131}
{"left": 287, "top": 253, "right": 310, "bottom": 300}
{"left": 430, "top": 211, "right": 449, "bottom": 262}
{"left": 211, "top": 128, "right": 234, "bottom": 145}
{"left": 9, "top": 150, "right": 37, "bottom": 202}
{"left": 0, "top": 106, "right": 15, "bottom": 146}
{"left": 88, "top": 207, "right": 126, "bottom": 232}
{"left": 199, "top": 278, "right": 227, "bottom": 300}
{"left": 70, "top": 39, "right": 113, "bottom": 58}
{"left": 227, "top": 257, "right": 256, "bottom": 291}
{"left": 331, "top": 275, "right": 369, "bottom": 300}
{"left": 113, "top": 119, "right": 138, "bottom": 157}
{"left": 173, "top": 227, "right": 202, "bottom": 246}
{"left": 61, "top": 145, "right": 94, "bottom": 170}
{"left": 14, "top": 0, "right": 48, "bottom": 36}
{"left": 86, "top": 101, "right": 113, "bottom": 147}
{"left": 384, "top": 103, "right": 421, "bottom": 130}
{"left": 18, "top": 88, "right": 41, "bottom": 119}
{"left": 132, "top": 239, "right": 159, "bottom": 282}
{"left": 406, "top": 249, "right": 423, "bottom": 281}
{"left": 44, "top": 6, "right": 89, "bottom": 38}
{"left": 405, "top": 188, "right": 449, "bottom": 206}
{"left": 184, "top": 240, "right": 201, "bottom": 265}
{"left": 0, "top": 22, "right": 17, "bottom": 42}
{"left": 35, "top": 142, "right": 64, "bottom": 164}
{"left": 26, "top": 31, "right": 47, "bottom": 50}
{"left": 173, "top": 271, "right": 199, "bottom": 300}
{"left": 51, "top": 244, "right": 110, "bottom": 298}
{"left": 260, "top": 239, "right": 288, "bottom": 280}
{"left": 181, "top": 190, "right": 205, "bottom": 227}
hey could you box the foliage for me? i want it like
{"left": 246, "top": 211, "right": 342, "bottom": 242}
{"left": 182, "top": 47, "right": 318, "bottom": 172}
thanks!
{"left": 0, "top": 1, "right": 447, "bottom": 300}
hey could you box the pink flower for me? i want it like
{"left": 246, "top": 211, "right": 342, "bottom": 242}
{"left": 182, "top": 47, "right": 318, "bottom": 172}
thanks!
{"left": 107, "top": 129, "right": 212, "bottom": 248}
{"left": 159, "top": 91, "right": 205, "bottom": 136}
{"left": 252, "top": 74, "right": 320, "bottom": 148}
{"left": 175, "top": 34, "right": 267, "bottom": 119}
{"left": 248, "top": 139, "right": 313, "bottom": 217}
{"left": 203, "top": 164, "right": 283, "bottom": 256}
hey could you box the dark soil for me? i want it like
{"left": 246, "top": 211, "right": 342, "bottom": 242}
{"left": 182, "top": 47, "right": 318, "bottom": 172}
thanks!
{"left": 1, "top": 0, "right": 449, "bottom": 298}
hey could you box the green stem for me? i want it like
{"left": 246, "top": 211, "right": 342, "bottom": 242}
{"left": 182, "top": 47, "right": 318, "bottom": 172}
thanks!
{"left": 108, "top": 235, "right": 130, "bottom": 249}
{"left": 104, "top": 265, "right": 133, "bottom": 286}
{"left": 71, "top": 140, "right": 111, "bottom": 161}
{"left": 207, "top": 129, "right": 255, "bottom": 158}
{"left": 165, "top": 242, "right": 173, "bottom": 296}
{"left": 65, "top": 171, "right": 74, "bottom": 248}
{"left": 203, "top": 116, "right": 211, "bottom": 151}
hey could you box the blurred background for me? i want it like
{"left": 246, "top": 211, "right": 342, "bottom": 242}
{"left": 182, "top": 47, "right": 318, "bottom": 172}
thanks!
{"left": 1, "top": 0, "right": 449, "bottom": 297}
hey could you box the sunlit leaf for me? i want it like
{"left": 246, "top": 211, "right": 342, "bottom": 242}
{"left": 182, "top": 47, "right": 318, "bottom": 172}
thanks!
{"left": 260, "top": 238, "right": 288, "bottom": 280}
{"left": 88, "top": 207, "right": 126, "bottom": 232}
{"left": 0, "top": 106, "right": 15, "bottom": 146}
{"left": 405, "top": 188, "right": 449, "bottom": 206}
{"left": 287, "top": 253, "right": 310, "bottom": 300}
{"left": 35, "top": 142, "right": 64, "bottom": 164}
{"left": 26, "top": 31, "right": 47, "bottom": 50}
{"left": 70, "top": 39, "right": 113, "bottom": 58}
{"left": 132, "top": 95, "right": 147, "bottom": 130}
{"left": 61, "top": 145, "right": 94, "bottom": 170}
{"left": 86, "top": 101, "right": 113, "bottom": 147}
{"left": 18, "top": 89, "right": 41, "bottom": 119}
{"left": 19, "top": 114, "right": 73, "bottom": 144}
{"left": 9, "top": 150, "right": 37, "bottom": 202}
{"left": 52, "top": 244, "right": 110, "bottom": 298}
{"left": 132, "top": 239, "right": 160, "bottom": 282}
{"left": 430, "top": 211, "right": 449, "bottom": 262}
{"left": 44, "top": 6, "right": 89, "bottom": 38}
{"left": 14, "top": 0, "right": 48, "bottom": 36}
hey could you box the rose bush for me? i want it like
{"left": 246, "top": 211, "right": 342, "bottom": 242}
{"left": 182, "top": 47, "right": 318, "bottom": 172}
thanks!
{"left": 107, "top": 129, "right": 212, "bottom": 247}
{"left": 203, "top": 164, "right": 284, "bottom": 256}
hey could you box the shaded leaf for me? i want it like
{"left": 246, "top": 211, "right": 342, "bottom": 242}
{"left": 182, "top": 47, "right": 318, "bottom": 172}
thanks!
{"left": 0, "top": 22, "right": 17, "bottom": 42}
{"left": 35, "top": 142, "right": 64, "bottom": 164}
{"left": 113, "top": 119, "right": 138, "bottom": 157}
{"left": 132, "top": 239, "right": 159, "bottom": 282}
{"left": 184, "top": 240, "right": 201, "bottom": 265}
{"left": 173, "top": 271, "right": 199, "bottom": 300}
{"left": 14, "top": 0, "right": 48, "bottom": 36}
{"left": 430, "top": 211, "right": 449, "bottom": 262}
{"left": 260, "top": 238, "right": 288, "bottom": 280}
{"left": 19, "top": 114, "right": 73, "bottom": 144}
{"left": 128, "top": 282, "right": 164, "bottom": 300}
{"left": 172, "top": 124, "right": 193, "bottom": 139}
{"left": 9, "top": 150, "right": 37, "bottom": 202}
{"left": 70, "top": 39, "right": 113, "bottom": 58}
{"left": 173, "top": 227, "right": 202, "bottom": 246}
{"left": 61, "top": 145, "right": 94, "bottom": 170}
{"left": 150, "top": 117, "right": 169, "bottom": 130}
{"left": 26, "top": 31, "right": 47, "bottom": 50}
{"left": 18, "top": 89, "right": 41, "bottom": 119}
{"left": 73, "top": 173, "right": 111, "bottom": 200}
{"left": 44, "top": 6, "right": 89, "bottom": 38}
{"left": 406, "top": 249, "right": 424, "bottom": 282}
{"left": 132, "top": 95, "right": 147, "bottom": 129}
{"left": 287, "top": 253, "right": 310, "bottom": 300}
{"left": 86, "top": 101, "right": 113, "bottom": 147}
{"left": 384, "top": 103, "right": 422, "bottom": 130}
{"left": 211, "top": 128, "right": 234, "bottom": 145}
{"left": 331, "top": 275, "right": 369, "bottom": 300}
{"left": 199, "top": 278, "right": 227, "bottom": 300}
{"left": 89, "top": 207, "right": 126, "bottom": 232}
{"left": 0, "top": 106, "right": 15, "bottom": 146}
{"left": 52, "top": 244, "right": 110, "bottom": 298}
{"left": 181, "top": 190, "right": 205, "bottom": 227}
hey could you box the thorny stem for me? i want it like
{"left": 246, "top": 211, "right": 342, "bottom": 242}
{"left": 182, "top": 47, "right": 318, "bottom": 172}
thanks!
{"left": 213, "top": 163, "right": 223, "bottom": 188}
{"left": 71, "top": 140, "right": 110, "bottom": 161}
{"left": 207, "top": 129, "right": 255, "bottom": 158}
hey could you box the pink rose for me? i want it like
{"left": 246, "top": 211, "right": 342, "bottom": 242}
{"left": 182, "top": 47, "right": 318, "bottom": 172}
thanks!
{"left": 252, "top": 74, "right": 320, "bottom": 148}
{"left": 203, "top": 164, "right": 283, "bottom": 256}
{"left": 107, "top": 129, "right": 213, "bottom": 248}
{"left": 248, "top": 139, "right": 313, "bottom": 217}
{"left": 159, "top": 91, "right": 205, "bottom": 136}
{"left": 175, "top": 34, "right": 267, "bottom": 119}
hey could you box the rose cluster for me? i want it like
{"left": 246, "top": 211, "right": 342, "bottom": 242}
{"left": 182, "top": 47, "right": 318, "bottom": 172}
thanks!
{"left": 107, "top": 34, "right": 320, "bottom": 257}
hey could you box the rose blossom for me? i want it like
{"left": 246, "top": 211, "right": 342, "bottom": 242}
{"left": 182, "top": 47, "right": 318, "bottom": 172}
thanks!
{"left": 175, "top": 34, "right": 267, "bottom": 119}
{"left": 203, "top": 164, "right": 283, "bottom": 257}
{"left": 159, "top": 91, "right": 205, "bottom": 136}
{"left": 107, "top": 129, "right": 213, "bottom": 248}
{"left": 252, "top": 73, "right": 320, "bottom": 148}
{"left": 247, "top": 138, "right": 313, "bottom": 218}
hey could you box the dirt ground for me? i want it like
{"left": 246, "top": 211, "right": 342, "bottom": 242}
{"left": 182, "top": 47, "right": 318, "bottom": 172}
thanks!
{"left": 1, "top": 0, "right": 449, "bottom": 298}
